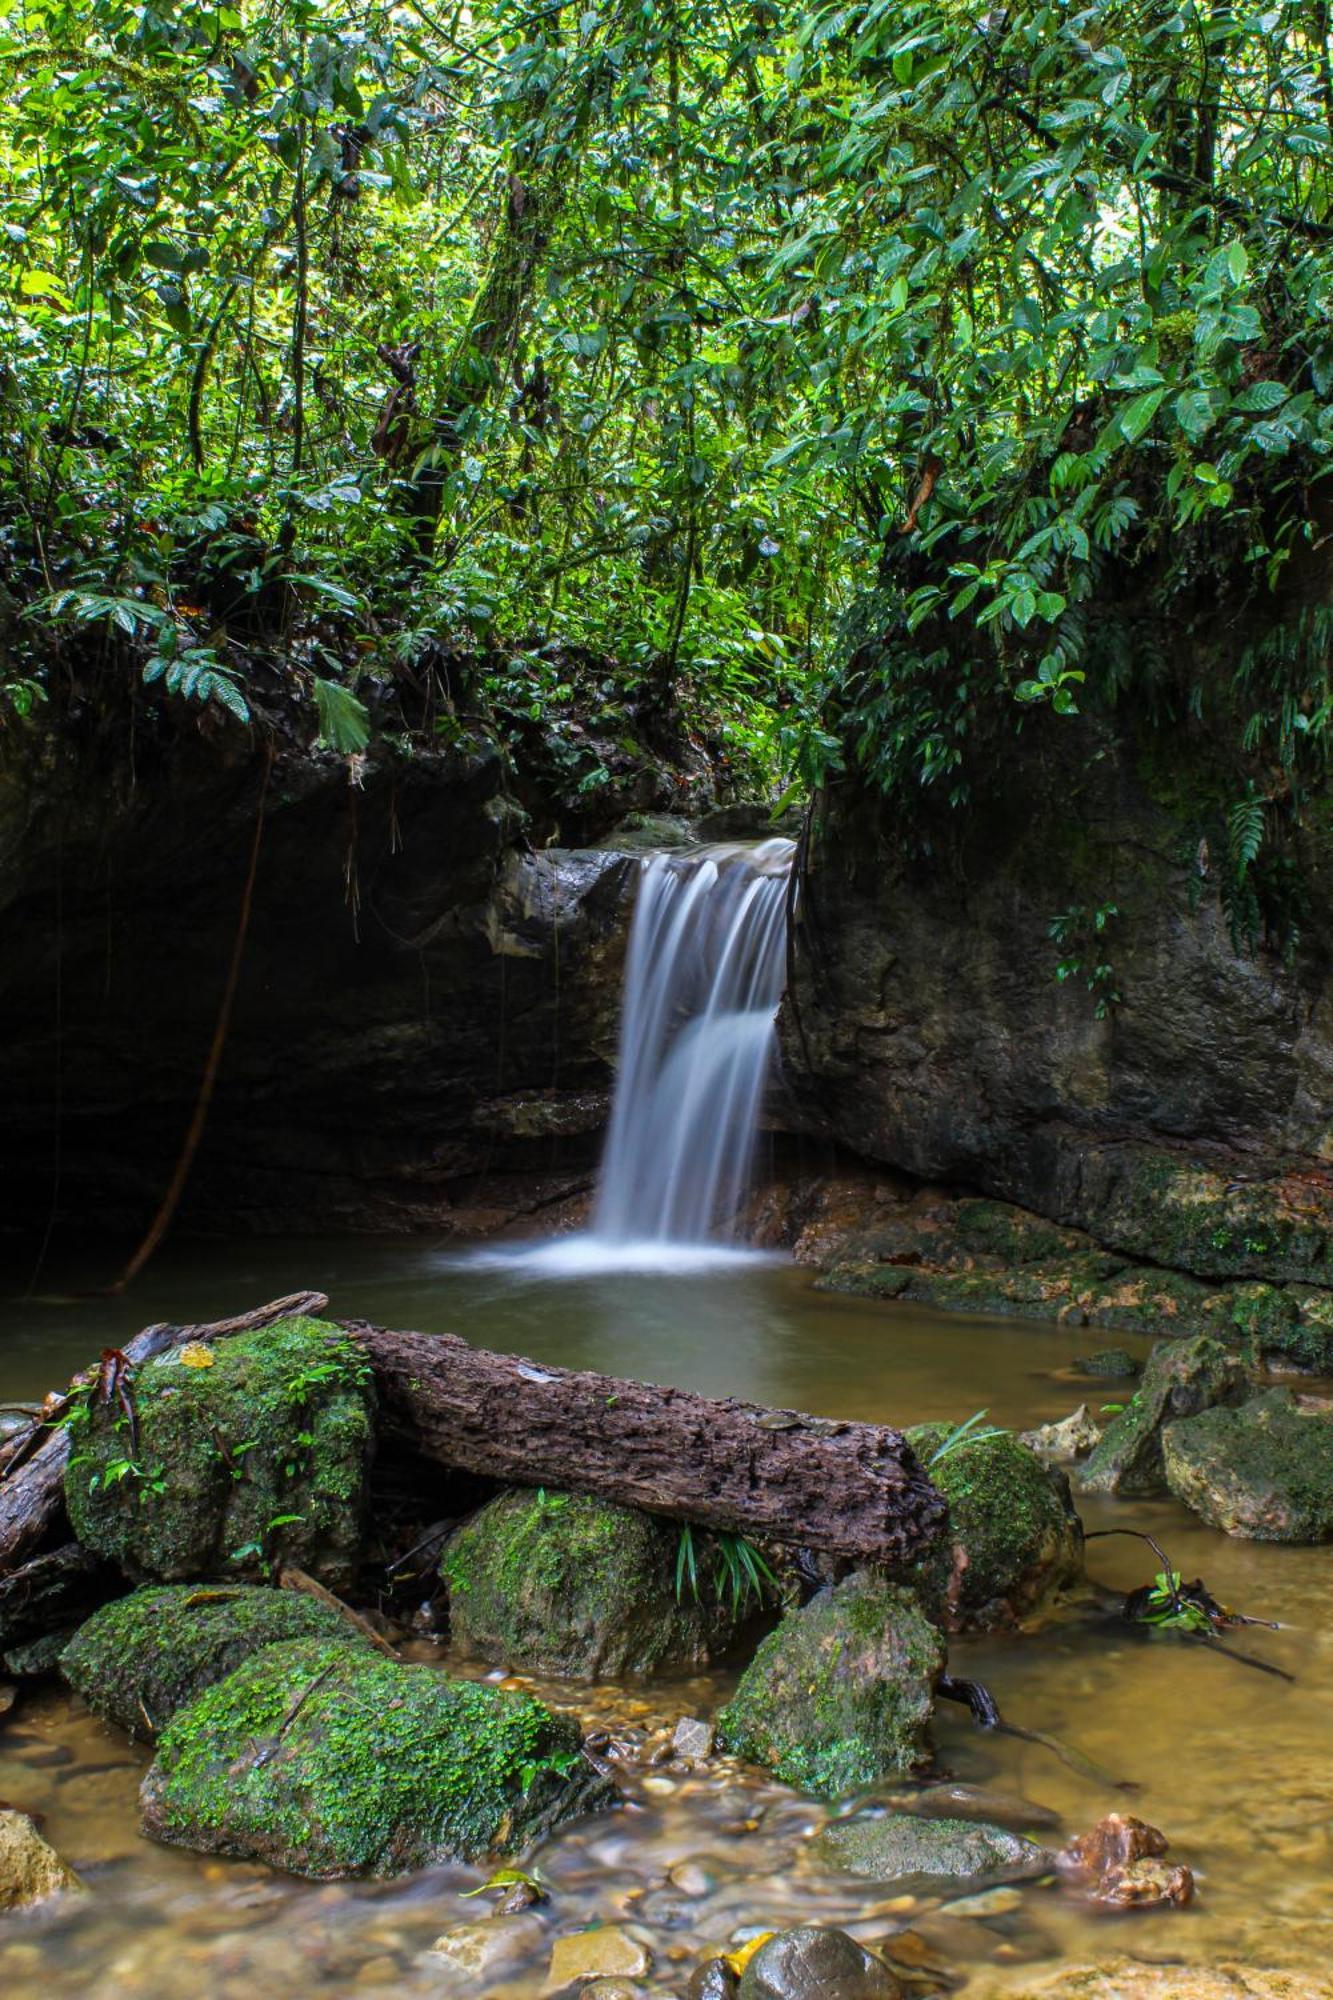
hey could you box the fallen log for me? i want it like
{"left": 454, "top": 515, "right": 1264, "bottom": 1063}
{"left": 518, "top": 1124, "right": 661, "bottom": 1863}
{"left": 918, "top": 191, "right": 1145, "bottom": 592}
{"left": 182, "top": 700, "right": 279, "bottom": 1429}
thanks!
{"left": 349, "top": 1323, "right": 947, "bottom": 1569}
{"left": 0, "top": 1291, "right": 330, "bottom": 1578}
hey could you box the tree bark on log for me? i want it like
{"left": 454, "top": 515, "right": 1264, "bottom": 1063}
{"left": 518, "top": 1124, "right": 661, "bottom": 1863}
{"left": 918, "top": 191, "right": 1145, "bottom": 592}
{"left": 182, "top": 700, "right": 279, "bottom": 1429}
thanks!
{"left": 350, "top": 1323, "right": 947, "bottom": 1569}
{"left": 0, "top": 1292, "right": 330, "bottom": 1578}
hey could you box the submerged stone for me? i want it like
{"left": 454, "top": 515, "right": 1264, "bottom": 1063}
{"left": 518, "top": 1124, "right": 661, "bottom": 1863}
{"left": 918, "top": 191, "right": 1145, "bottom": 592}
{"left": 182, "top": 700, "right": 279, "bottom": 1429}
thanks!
{"left": 814, "top": 1810, "right": 1050, "bottom": 1886}
{"left": 1000, "top": 1965, "right": 1330, "bottom": 1999}
{"left": 905, "top": 1426, "right": 1083, "bottom": 1629}
{"left": 717, "top": 1573, "right": 942, "bottom": 1798}
{"left": 140, "top": 1637, "right": 613, "bottom": 1876}
{"left": 1075, "top": 1335, "right": 1248, "bottom": 1498}
{"left": 736, "top": 1925, "right": 902, "bottom": 1999}
{"left": 547, "top": 1927, "right": 652, "bottom": 1985}
{"left": 1073, "top": 1349, "right": 1139, "bottom": 1378}
{"left": 61, "top": 1583, "right": 369, "bottom": 1739}
{"left": 1162, "top": 1388, "right": 1333, "bottom": 1541}
{"left": 65, "top": 1316, "right": 375, "bottom": 1592}
{"left": 0, "top": 1809, "right": 84, "bottom": 1910}
{"left": 442, "top": 1489, "right": 748, "bottom": 1678}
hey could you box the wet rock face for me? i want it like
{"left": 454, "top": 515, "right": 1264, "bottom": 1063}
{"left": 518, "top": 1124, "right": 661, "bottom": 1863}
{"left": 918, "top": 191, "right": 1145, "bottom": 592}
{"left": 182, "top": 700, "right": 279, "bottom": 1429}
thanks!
{"left": 140, "top": 1637, "right": 614, "bottom": 1875}
{"left": 1076, "top": 1335, "right": 1250, "bottom": 1498}
{"left": 736, "top": 1926, "right": 902, "bottom": 2000}
{"left": 442, "top": 1490, "right": 750, "bottom": 1678}
{"left": 0, "top": 723, "right": 645, "bottom": 1239}
{"left": 779, "top": 740, "right": 1333, "bottom": 1290}
{"left": 1162, "top": 1388, "right": 1333, "bottom": 1541}
{"left": 717, "top": 1573, "right": 942, "bottom": 1798}
{"left": 60, "top": 1583, "right": 371, "bottom": 1739}
{"left": 64, "top": 1317, "right": 374, "bottom": 1592}
{"left": 0, "top": 1809, "right": 83, "bottom": 1911}
{"left": 905, "top": 1426, "right": 1084, "bottom": 1630}
{"left": 814, "top": 1811, "right": 1050, "bottom": 1887}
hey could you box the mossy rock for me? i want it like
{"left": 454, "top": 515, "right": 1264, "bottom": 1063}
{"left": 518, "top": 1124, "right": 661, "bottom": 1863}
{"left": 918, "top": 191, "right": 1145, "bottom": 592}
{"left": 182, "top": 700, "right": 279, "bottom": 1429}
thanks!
{"left": 814, "top": 1810, "right": 1050, "bottom": 1885}
{"left": 1075, "top": 1335, "right": 1249, "bottom": 1498}
{"left": 905, "top": 1426, "right": 1083, "bottom": 1630}
{"left": 140, "top": 1637, "right": 614, "bottom": 1876}
{"left": 717, "top": 1572, "right": 942, "bottom": 1798}
{"left": 442, "top": 1490, "right": 749, "bottom": 1678}
{"left": 61, "top": 1585, "right": 370, "bottom": 1739}
{"left": 1162, "top": 1389, "right": 1333, "bottom": 1542}
{"left": 65, "top": 1318, "right": 374, "bottom": 1591}
{"left": 1263, "top": 1290, "right": 1333, "bottom": 1374}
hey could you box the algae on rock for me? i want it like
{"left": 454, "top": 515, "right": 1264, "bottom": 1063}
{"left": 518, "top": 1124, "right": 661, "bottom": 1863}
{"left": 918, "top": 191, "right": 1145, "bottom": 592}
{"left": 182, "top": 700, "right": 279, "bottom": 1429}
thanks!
{"left": 1075, "top": 1335, "right": 1249, "bottom": 1498}
{"left": 814, "top": 1810, "right": 1050, "bottom": 1886}
{"left": 141, "top": 1637, "right": 613, "bottom": 1876}
{"left": 65, "top": 1317, "right": 374, "bottom": 1591}
{"left": 61, "top": 1584, "right": 371, "bottom": 1739}
{"left": 1162, "top": 1389, "right": 1333, "bottom": 1542}
{"left": 905, "top": 1425, "right": 1083, "bottom": 1630}
{"left": 717, "top": 1572, "right": 942, "bottom": 1798}
{"left": 442, "top": 1488, "right": 749, "bottom": 1677}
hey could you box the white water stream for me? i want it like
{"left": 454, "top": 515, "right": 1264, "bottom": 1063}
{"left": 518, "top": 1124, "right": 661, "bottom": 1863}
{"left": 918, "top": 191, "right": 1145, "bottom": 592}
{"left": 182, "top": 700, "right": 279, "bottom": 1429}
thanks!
{"left": 483, "top": 838, "right": 795, "bottom": 1274}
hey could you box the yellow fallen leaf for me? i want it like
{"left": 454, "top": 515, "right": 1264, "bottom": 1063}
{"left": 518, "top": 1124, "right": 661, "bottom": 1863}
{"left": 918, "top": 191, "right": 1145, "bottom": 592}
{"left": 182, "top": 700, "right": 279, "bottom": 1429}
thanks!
{"left": 179, "top": 1343, "right": 215, "bottom": 1369}
{"left": 723, "top": 1933, "right": 775, "bottom": 1976}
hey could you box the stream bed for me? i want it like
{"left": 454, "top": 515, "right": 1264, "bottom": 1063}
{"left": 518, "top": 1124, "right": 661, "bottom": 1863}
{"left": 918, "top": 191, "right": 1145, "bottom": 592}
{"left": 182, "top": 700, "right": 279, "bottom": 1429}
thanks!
{"left": 1, "top": 1239, "right": 1330, "bottom": 1998}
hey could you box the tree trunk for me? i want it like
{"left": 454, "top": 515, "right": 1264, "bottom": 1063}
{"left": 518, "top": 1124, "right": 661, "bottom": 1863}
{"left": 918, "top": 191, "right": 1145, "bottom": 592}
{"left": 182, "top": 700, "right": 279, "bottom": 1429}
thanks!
{"left": 349, "top": 1323, "right": 947, "bottom": 1570}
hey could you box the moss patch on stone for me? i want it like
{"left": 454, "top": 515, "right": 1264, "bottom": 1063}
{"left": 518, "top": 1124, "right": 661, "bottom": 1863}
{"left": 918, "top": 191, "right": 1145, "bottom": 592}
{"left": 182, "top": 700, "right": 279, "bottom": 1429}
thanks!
{"left": 442, "top": 1489, "right": 750, "bottom": 1678}
{"left": 1075, "top": 1335, "right": 1249, "bottom": 1498}
{"left": 814, "top": 1810, "right": 1050, "bottom": 1884}
{"left": 61, "top": 1584, "right": 370, "bottom": 1739}
{"left": 65, "top": 1317, "right": 374, "bottom": 1591}
{"left": 717, "top": 1572, "right": 942, "bottom": 1798}
{"left": 140, "top": 1637, "right": 613, "bottom": 1876}
{"left": 906, "top": 1426, "right": 1083, "bottom": 1629}
{"left": 1162, "top": 1389, "right": 1333, "bottom": 1541}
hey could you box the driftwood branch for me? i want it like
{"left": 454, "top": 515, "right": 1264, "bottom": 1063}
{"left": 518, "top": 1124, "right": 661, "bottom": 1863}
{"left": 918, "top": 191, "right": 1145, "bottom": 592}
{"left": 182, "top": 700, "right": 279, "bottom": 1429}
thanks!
{"left": 349, "top": 1323, "right": 947, "bottom": 1569}
{"left": 0, "top": 1292, "right": 330, "bottom": 1578}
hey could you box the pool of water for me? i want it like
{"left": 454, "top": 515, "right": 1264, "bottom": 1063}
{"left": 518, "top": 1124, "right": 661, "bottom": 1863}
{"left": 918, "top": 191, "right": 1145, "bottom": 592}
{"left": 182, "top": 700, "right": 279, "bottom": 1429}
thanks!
{"left": 1, "top": 1238, "right": 1330, "bottom": 1998}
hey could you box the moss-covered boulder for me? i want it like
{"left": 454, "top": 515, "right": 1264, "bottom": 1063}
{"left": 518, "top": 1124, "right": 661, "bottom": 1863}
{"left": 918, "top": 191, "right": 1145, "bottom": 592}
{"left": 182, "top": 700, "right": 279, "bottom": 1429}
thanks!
{"left": 814, "top": 1810, "right": 1050, "bottom": 1885}
{"left": 442, "top": 1489, "right": 748, "bottom": 1678}
{"left": 1075, "top": 1335, "right": 1248, "bottom": 1498}
{"left": 717, "top": 1573, "right": 942, "bottom": 1798}
{"left": 1162, "top": 1389, "right": 1333, "bottom": 1542}
{"left": 65, "top": 1317, "right": 374, "bottom": 1591}
{"left": 140, "top": 1637, "right": 613, "bottom": 1876}
{"left": 905, "top": 1426, "right": 1083, "bottom": 1630}
{"left": 61, "top": 1584, "right": 371, "bottom": 1739}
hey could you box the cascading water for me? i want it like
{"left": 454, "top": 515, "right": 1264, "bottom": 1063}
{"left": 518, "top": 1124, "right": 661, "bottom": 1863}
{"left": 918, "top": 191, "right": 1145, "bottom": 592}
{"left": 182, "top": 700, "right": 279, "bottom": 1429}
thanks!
{"left": 479, "top": 837, "right": 794, "bottom": 1274}
{"left": 592, "top": 838, "right": 794, "bottom": 1249}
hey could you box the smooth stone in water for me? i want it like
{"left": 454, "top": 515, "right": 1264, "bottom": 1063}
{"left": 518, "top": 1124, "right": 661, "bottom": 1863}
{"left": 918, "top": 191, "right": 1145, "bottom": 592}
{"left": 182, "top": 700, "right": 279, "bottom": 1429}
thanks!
{"left": 815, "top": 1812, "right": 1051, "bottom": 1885}
{"left": 737, "top": 1926, "right": 903, "bottom": 1999}
{"left": 673, "top": 1715, "right": 716, "bottom": 1760}
{"left": 0, "top": 1809, "right": 85, "bottom": 1911}
{"left": 548, "top": 1928, "right": 652, "bottom": 1987}
{"left": 688, "top": 1961, "right": 740, "bottom": 2000}
{"left": 1073, "top": 1349, "right": 1139, "bottom": 1378}
{"left": 998, "top": 1966, "right": 1333, "bottom": 1999}
{"left": 427, "top": 1915, "right": 545, "bottom": 1981}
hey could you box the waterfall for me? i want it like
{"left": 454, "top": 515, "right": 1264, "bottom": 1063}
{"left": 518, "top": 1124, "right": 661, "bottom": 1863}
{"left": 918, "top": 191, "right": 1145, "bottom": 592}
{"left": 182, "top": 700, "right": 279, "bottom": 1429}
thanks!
{"left": 591, "top": 839, "right": 793, "bottom": 1248}
{"left": 474, "top": 837, "right": 794, "bottom": 1275}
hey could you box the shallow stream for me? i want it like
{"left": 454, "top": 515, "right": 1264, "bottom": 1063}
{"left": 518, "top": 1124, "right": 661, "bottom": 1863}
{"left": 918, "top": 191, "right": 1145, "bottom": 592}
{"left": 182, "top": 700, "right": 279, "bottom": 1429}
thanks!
{"left": 1, "top": 1240, "right": 1330, "bottom": 1998}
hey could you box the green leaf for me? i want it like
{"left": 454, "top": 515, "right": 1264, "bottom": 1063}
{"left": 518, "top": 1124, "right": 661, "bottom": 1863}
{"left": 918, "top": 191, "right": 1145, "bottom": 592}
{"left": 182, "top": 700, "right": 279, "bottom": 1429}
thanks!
{"left": 1174, "top": 389, "right": 1215, "bottom": 440}
{"left": 314, "top": 679, "right": 370, "bottom": 755}
{"left": 1117, "top": 388, "right": 1166, "bottom": 444}
{"left": 1231, "top": 380, "right": 1288, "bottom": 414}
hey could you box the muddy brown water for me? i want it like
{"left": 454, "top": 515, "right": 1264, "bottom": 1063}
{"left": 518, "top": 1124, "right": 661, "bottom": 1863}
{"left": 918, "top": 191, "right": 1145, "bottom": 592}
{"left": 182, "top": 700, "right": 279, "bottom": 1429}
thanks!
{"left": 0, "top": 1240, "right": 1330, "bottom": 1998}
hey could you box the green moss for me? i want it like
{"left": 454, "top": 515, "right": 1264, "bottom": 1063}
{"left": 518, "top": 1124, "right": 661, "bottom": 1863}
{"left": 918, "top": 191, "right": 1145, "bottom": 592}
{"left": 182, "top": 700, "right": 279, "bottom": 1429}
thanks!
{"left": 64, "top": 1318, "right": 374, "bottom": 1591}
{"left": 140, "top": 1637, "right": 614, "bottom": 1876}
{"left": 814, "top": 1811, "right": 1049, "bottom": 1883}
{"left": 442, "top": 1490, "right": 747, "bottom": 1678}
{"left": 1162, "top": 1389, "right": 1333, "bottom": 1541}
{"left": 717, "top": 1573, "right": 942, "bottom": 1798}
{"left": 906, "top": 1426, "right": 1082, "bottom": 1629}
{"left": 1075, "top": 1334, "right": 1249, "bottom": 1498}
{"left": 61, "top": 1585, "right": 369, "bottom": 1739}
